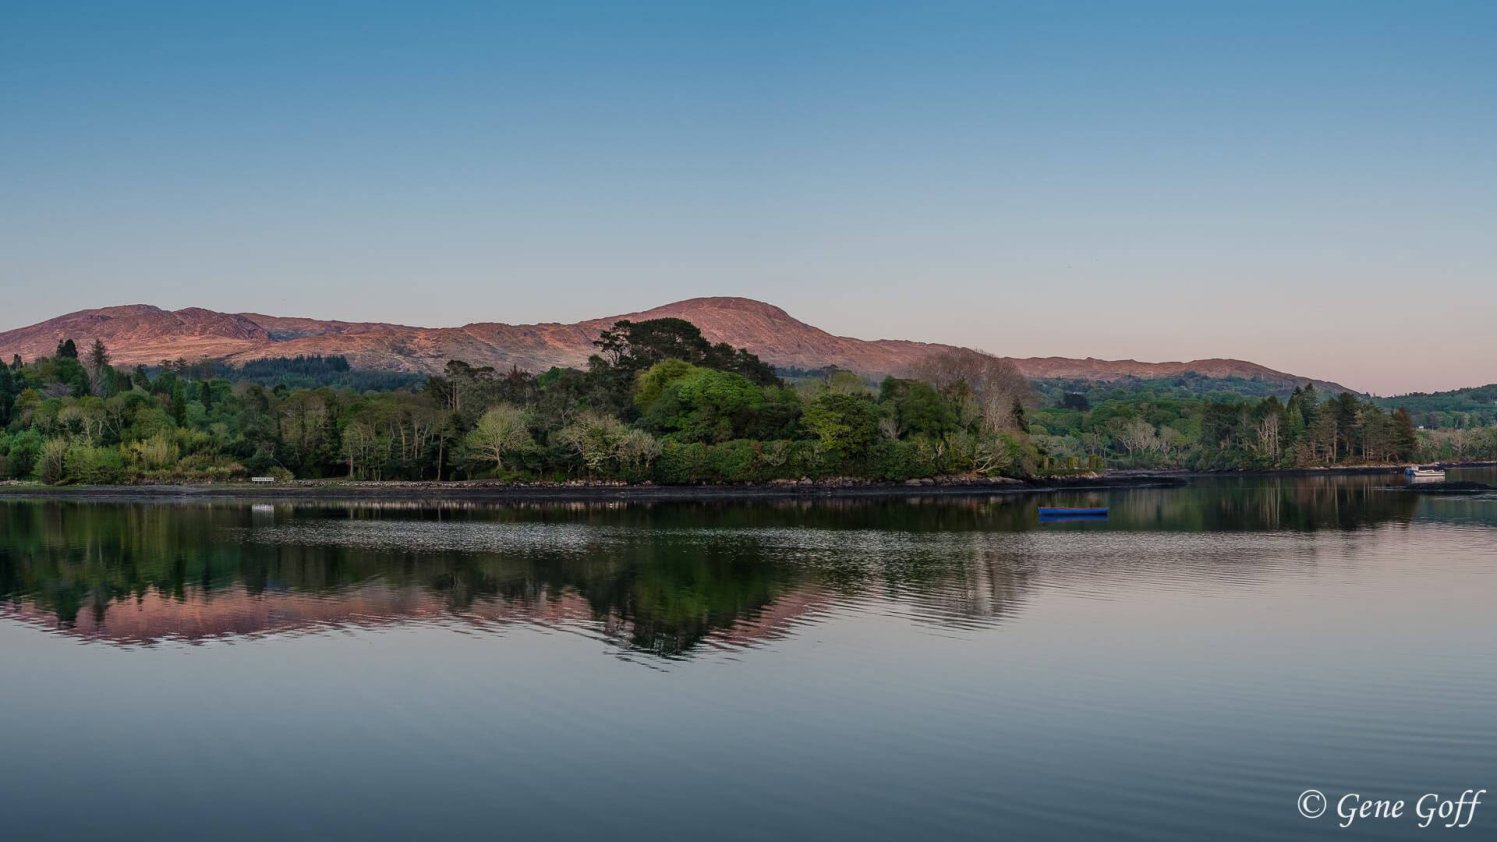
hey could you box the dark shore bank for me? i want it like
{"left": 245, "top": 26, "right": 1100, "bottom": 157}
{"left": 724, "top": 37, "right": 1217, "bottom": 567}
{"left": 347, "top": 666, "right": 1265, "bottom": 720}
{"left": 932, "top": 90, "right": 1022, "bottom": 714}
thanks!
{"left": 3, "top": 464, "right": 1491, "bottom": 504}
{"left": 0, "top": 474, "right": 1187, "bottom": 503}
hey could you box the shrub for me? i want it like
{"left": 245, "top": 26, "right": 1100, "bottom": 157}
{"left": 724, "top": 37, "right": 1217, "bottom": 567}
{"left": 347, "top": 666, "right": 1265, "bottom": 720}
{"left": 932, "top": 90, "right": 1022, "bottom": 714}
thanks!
{"left": 706, "top": 440, "right": 761, "bottom": 482}
{"left": 63, "top": 442, "right": 126, "bottom": 484}
{"left": 127, "top": 433, "right": 180, "bottom": 471}
{"left": 12, "top": 430, "right": 44, "bottom": 479}
{"left": 784, "top": 440, "right": 827, "bottom": 478}
{"left": 39, "top": 438, "right": 69, "bottom": 484}
{"left": 655, "top": 441, "right": 711, "bottom": 484}
{"left": 868, "top": 439, "right": 940, "bottom": 481}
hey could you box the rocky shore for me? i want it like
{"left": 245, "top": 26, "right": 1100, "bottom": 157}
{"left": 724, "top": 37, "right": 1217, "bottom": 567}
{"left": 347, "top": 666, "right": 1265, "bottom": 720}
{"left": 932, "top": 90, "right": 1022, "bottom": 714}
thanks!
{"left": 0, "top": 473, "right": 1188, "bottom": 503}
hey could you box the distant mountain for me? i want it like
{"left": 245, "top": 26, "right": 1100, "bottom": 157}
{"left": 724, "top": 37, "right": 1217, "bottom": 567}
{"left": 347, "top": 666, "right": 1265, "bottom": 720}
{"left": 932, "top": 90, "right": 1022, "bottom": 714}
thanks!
{"left": 0, "top": 296, "right": 1354, "bottom": 392}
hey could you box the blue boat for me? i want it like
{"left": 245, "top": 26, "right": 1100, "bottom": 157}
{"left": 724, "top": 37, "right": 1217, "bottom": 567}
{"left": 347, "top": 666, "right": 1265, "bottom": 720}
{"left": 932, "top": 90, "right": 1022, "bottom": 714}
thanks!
{"left": 1039, "top": 507, "right": 1109, "bottom": 520}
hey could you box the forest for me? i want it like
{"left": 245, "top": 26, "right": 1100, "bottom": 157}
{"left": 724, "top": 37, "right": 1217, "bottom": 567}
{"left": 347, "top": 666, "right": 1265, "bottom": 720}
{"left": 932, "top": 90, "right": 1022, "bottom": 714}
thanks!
{"left": 0, "top": 319, "right": 1475, "bottom": 486}
{"left": 1372, "top": 383, "right": 1497, "bottom": 430}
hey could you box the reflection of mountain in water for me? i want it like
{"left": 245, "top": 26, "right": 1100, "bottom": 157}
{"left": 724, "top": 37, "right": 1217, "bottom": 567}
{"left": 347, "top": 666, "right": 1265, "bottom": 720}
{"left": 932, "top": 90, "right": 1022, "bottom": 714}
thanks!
{"left": 0, "top": 501, "right": 1036, "bottom": 656}
{"left": 0, "top": 480, "right": 1441, "bottom": 655}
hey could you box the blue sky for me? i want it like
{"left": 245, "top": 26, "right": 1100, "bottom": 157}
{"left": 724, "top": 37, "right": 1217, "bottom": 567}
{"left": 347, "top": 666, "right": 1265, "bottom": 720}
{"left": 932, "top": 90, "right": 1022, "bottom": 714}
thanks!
{"left": 2, "top": 0, "right": 1493, "bottom": 393}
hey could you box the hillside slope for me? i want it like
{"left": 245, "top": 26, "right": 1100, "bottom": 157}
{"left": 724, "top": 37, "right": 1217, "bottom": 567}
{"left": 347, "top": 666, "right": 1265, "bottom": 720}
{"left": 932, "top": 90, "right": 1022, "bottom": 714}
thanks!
{"left": 0, "top": 296, "right": 1352, "bottom": 392}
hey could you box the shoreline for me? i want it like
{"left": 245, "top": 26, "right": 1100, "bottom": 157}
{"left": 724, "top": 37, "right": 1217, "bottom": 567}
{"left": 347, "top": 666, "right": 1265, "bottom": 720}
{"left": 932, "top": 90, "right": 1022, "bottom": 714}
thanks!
{"left": 0, "top": 474, "right": 1188, "bottom": 503}
{"left": 0, "top": 464, "right": 1488, "bottom": 504}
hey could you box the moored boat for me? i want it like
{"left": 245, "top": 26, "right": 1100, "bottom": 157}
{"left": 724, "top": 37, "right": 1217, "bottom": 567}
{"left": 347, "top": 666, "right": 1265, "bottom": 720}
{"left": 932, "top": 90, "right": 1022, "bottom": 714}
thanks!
{"left": 1039, "top": 506, "right": 1109, "bottom": 519}
{"left": 1405, "top": 465, "right": 1446, "bottom": 481}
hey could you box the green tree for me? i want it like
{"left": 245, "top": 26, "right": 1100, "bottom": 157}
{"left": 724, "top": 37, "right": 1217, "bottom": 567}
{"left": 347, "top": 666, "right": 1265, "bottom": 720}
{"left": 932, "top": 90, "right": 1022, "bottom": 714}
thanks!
{"left": 1393, "top": 408, "right": 1418, "bottom": 461}
{"left": 0, "top": 364, "right": 14, "bottom": 426}
{"left": 591, "top": 318, "right": 778, "bottom": 386}
{"left": 633, "top": 359, "right": 695, "bottom": 411}
{"left": 465, "top": 405, "right": 533, "bottom": 473}
{"left": 170, "top": 383, "right": 188, "bottom": 426}
{"left": 557, "top": 411, "right": 633, "bottom": 476}
{"left": 878, "top": 377, "right": 958, "bottom": 439}
{"left": 635, "top": 363, "right": 774, "bottom": 443}
{"left": 1332, "top": 392, "right": 1361, "bottom": 461}
{"left": 88, "top": 339, "right": 110, "bottom": 370}
{"left": 1, "top": 429, "right": 44, "bottom": 478}
{"left": 803, "top": 392, "right": 881, "bottom": 464}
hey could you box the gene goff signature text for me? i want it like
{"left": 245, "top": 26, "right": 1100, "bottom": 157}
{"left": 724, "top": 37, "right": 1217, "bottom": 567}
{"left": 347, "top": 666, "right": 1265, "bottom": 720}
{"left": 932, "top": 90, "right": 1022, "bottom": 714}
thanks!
{"left": 1298, "top": 789, "right": 1485, "bottom": 829}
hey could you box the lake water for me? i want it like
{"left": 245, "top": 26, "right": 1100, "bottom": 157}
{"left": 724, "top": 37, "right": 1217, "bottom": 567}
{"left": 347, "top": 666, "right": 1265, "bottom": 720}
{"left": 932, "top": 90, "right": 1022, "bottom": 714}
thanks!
{"left": 3, "top": 471, "right": 1495, "bottom": 840}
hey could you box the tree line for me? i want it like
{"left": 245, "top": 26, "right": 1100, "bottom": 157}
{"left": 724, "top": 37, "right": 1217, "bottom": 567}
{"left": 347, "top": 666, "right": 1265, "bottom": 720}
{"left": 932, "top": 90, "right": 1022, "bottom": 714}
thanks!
{"left": 0, "top": 324, "right": 1471, "bottom": 486}
{"left": 0, "top": 321, "right": 1032, "bottom": 485}
{"left": 1027, "top": 384, "right": 1430, "bottom": 470}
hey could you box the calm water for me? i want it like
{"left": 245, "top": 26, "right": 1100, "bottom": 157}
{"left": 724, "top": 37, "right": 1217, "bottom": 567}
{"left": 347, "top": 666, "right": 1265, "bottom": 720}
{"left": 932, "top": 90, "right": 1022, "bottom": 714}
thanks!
{"left": 3, "top": 471, "right": 1496, "bottom": 841}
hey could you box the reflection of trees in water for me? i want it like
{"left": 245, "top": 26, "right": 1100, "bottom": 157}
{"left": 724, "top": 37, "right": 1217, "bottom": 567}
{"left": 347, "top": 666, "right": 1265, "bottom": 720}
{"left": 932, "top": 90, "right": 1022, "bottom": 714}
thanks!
{"left": 0, "top": 500, "right": 1035, "bottom": 656}
{"left": 1412, "top": 494, "right": 1497, "bottom": 528}
{"left": 901, "top": 544, "right": 1033, "bottom": 630}
{"left": 0, "top": 480, "right": 1427, "bottom": 655}
{"left": 0, "top": 501, "right": 249, "bottom": 635}
{"left": 1094, "top": 477, "right": 1419, "bottom": 532}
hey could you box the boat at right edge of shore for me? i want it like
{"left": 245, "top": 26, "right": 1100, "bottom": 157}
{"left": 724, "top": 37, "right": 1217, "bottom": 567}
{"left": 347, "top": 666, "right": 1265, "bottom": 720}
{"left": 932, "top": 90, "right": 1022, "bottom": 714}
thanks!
{"left": 1405, "top": 465, "right": 1447, "bottom": 481}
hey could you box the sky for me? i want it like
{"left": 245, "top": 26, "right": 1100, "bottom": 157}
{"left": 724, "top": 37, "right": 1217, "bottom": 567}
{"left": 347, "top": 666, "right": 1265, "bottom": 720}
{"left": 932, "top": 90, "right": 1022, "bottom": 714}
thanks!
{"left": 1, "top": 0, "right": 1493, "bottom": 395}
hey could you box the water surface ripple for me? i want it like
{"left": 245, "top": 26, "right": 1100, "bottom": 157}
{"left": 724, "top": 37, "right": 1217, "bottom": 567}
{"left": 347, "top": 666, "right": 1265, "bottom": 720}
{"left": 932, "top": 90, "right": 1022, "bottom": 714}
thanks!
{"left": 2, "top": 474, "right": 1494, "bottom": 840}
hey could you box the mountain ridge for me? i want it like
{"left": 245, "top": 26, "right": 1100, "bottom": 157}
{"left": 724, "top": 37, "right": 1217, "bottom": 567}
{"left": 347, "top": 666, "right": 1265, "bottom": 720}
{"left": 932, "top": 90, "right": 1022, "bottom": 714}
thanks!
{"left": 0, "top": 297, "right": 1355, "bottom": 393}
